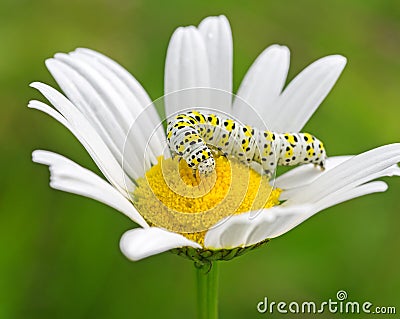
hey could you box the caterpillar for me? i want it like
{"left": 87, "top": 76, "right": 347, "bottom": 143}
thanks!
{"left": 166, "top": 110, "right": 326, "bottom": 178}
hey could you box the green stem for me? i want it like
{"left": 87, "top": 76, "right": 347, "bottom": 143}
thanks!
{"left": 207, "top": 262, "right": 219, "bottom": 319}
{"left": 196, "top": 262, "right": 219, "bottom": 319}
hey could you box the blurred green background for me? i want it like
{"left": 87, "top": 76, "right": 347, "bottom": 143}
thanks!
{"left": 1, "top": 0, "right": 399, "bottom": 318}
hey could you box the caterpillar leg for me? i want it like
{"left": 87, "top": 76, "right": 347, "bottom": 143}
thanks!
{"left": 315, "top": 162, "right": 326, "bottom": 171}
{"left": 263, "top": 169, "right": 273, "bottom": 179}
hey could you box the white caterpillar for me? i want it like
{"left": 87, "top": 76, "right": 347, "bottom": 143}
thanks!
{"left": 166, "top": 110, "right": 326, "bottom": 177}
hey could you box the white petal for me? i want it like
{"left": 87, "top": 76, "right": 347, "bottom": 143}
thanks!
{"left": 271, "top": 55, "right": 347, "bottom": 132}
{"left": 287, "top": 143, "right": 400, "bottom": 205}
{"left": 164, "top": 26, "right": 210, "bottom": 117}
{"left": 233, "top": 45, "right": 290, "bottom": 128}
{"left": 264, "top": 145, "right": 400, "bottom": 240}
{"left": 265, "top": 181, "right": 389, "bottom": 240}
{"left": 313, "top": 181, "right": 388, "bottom": 212}
{"left": 29, "top": 85, "right": 135, "bottom": 195}
{"left": 275, "top": 156, "right": 352, "bottom": 200}
{"left": 46, "top": 55, "right": 152, "bottom": 179}
{"left": 205, "top": 180, "right": 389, "bottom": 249}
{"left": 70, "top": 49, "right": 166, "bottom": 160}
{"left": 204, "top": 204, "right": 311, "bottom": 249}
{"left": 74, "top": 48, "right": 163, "bottom": 127}
{"left": 199, "top": 15, "right": 233, "bottom": 114}
{"left": 260, "top": 181, "right": 387, "bottom": 242}
{"left": 45, "top": 59, "right": 139, "bottom": 177}
{"left": 205, "top": 144, "right": 400, "bottom": 249}
{"left": 120, "top": 227, "right": 201, "bottom": 261}
{"left": 32, "top": 150, "right": 148, "bottom": 228}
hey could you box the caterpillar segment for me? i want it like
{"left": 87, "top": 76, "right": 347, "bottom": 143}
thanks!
{"left": 166, "top": 111, "right": 327, "bottom": 177}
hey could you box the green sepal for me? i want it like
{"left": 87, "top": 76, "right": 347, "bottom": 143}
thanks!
{"left": 170, "top": 239, "right": 269, "bottom": 272}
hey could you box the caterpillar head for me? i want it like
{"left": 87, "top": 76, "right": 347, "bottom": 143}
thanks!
{"left": 198, "top": 157, "right": 215, "bottom": 176}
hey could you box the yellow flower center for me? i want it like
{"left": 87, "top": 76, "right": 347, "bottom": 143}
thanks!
{"left": 133, "top": 155, "right": 281, "bottom": 246}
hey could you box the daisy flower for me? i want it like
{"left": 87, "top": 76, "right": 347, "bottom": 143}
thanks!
{"left": 30, "top": 15, "right": 400, "bottom": 268}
